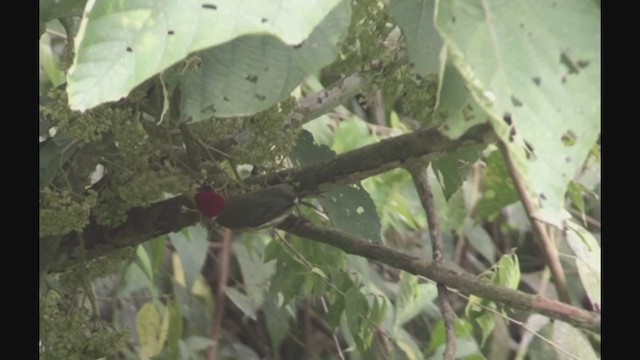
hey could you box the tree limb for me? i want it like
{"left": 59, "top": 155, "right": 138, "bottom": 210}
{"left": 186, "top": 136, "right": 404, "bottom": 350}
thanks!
{"left": 276, "top": 216, "right": 600, "bottom": 333}
{"left": 51, "top": 123, "right": 493, "bottom": 270}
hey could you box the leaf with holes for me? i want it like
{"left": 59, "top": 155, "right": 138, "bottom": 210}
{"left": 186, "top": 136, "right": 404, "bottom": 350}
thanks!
{"left": 388, "top": 0, "right": 442, "bottom": 76}
{"left": 435, "top": 0, "right": 600, "bottom": 226}
{"left": 67, "top": 0, "right": 347, "bottom": 111}
{"left": 181, "top": 1, "right": 351, "bottom": 119}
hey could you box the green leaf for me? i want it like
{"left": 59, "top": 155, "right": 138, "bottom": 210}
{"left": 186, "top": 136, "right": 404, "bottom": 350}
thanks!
{"left": 565, "top": 221, "right": 601, "bottom": 307}
{"left": 551, "top": 321, "right": 598, "bottom": 360}
{"left": 318, "top": 185, "right": 383, "bottom": 243}
{"left": 332, "top": 118, "right": 377, "bottom": 153}
{"left": 432, "top": 144, "right": 484, "bottom": 200}
{"left": 67, "top": 0, "right": 348, "bottom": 112}
{"left": 393, "top": 327, "right": 424, "bottom": 360}
{"left": 171, "top": 279, "right": 211, "bottom": 335}
{"left": 263, "top": 294, "right": 291, "bottom": 350}
{"left": 181, "top": 1, "right": 351, "bottom": 119}
{"left": 496, "top": 252, "right": 520, "bottom": 289}
{"left": 165, "top": 300, "right": 183, "bottom": 359}
{"left": 136, "top": 302, "right": 170, "bottom": 360}
{"left": 474, "top": 313, "right": 495, "bottom": 347}
{"left": 435, "top": 0, "right": 601, "bottom": 227}
{"left": 395, "top": 273, "right": 438, "bottom": 327}
{"left": 388, "top": 0, "right": 442, "bottom": 76}
{"left": 428, "top": 319, "right": 477, "bottom": 355}
{"left": 344, "top": 287, "right": 368, "bottom": 343}
{"left": 40, "top": 0, "right": 86, "bottom": 22}
{"left": 39, "top": 34, "right": 66, "bottom": 87}
{"left": 291, "top": 129, "right": 336, "bottom": 164}
{"left": 263, "top": 238, "right": 282, "bottom": 263}
{"left": 234, "top": 238, "right": 274, "bottom": 309}
{"left": 183, "top": 336, "right": 215, "bottom": 352}
{"left": 169, "top": 225, "right": 209, "bottom": 291}
{"left": 471, "top": 149, "right": 519, "bottom": 220}
{"left": 326, "top": 295, "right": 346, "bottom": 329}
{"left": 369, "top": 297, "right": 388, "bottom": 326}
{"left": 436, "top": 63, "right": 490, "bottom": 139}
{"left": 291, "top": 129, "right": 383, "bottom": 243}
{"left": 144, "top": 236, "right": 167, "bottom": 278}
{"left": 464, "top": 224, "right": 496, "bottom": 263}
{"left": 39, "top": 135, "right": 80, "bottom": 190}
{"left": 136, "top": 244, "right": 154, "bottom": 281}
{"left": 119, "top": 261, "right": 155, "bottom": 297}
{"left": 226, "top": 287, "right": 260, "bottom": 321}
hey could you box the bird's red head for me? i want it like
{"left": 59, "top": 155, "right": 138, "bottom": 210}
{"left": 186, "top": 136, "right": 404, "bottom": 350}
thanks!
{"left": 194, "top": 188, "right": 227, "bottom": 219}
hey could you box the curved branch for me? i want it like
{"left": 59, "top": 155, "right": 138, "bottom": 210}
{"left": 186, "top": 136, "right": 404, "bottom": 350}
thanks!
{"left": 276, "top": 216, "right": 600, "bottom": 333}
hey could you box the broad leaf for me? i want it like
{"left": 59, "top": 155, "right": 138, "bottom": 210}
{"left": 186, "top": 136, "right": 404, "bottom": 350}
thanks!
{"left": 435, "top": 0, "right": 601, "bottom": 227}
{"left": 388, "top": 0, "right": 442, "bottom": 76}
{"left": 67, "top": 0, "right": 347, "bottom": 111}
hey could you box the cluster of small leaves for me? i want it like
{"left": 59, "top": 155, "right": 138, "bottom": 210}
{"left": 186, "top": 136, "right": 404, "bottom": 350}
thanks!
{"left": 265, "top": 235, "right": 385, "bottom": 352}
{"left": 192, "top": 96, "right": 299, "bottom": 168}
{"left": 60, "top": 250, "right": 134, "bottom": 290}
{"left": 91, "top": 110, "right": 192, "bottom": 225}
{"left": 334, "top": 0, "right": 393, "bottom": 76}
{"left": 41, "top": 89, "right": 135, "bottom": 143}
{"left": 40, "top": 290, "right": 128, "bottom": 360}
{"left": 40, "top": 188, "right": 97, "bottom": 237}
{"left": 93, "top": 168, "right": 189, "bottom": 226}
{"left": 391, "top": 72, "right": 439, "bottom": 125}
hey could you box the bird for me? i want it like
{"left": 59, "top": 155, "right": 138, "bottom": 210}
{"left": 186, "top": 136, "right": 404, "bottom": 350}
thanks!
{"left": 194, "top": 184, "right": 298, "bottom": 230}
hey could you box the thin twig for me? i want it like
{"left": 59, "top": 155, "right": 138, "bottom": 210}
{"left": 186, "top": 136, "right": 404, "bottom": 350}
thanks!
{"left": 319, "top": 297, "right": 346, "bottom": 360}
{"left": 208, "top": 228, "right": 233, "bottom": 360}
{"left": 407, "top": 162, "right": 456, "bottom": 360}
{"left": 497, "top": 141, "right": 571, "bottom": 304}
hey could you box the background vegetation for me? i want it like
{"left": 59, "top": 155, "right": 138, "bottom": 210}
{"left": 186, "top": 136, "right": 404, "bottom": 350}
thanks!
{"left": 39, "top": 0, "right": 601, "bottom": 359}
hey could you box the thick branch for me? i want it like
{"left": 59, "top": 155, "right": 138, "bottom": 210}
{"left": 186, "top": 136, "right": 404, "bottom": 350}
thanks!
{"left": 277, "top": 216, "right": 601, "bottom": 333}
{"left": 246, "top": 123, "right": 494, "bottom": 195}
{"left": 51, "top": 123, "right": 493, "bottom": 270}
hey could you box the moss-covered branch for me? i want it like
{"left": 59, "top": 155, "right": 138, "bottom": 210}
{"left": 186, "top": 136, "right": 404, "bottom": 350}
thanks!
{"left": 50, "top": 123, "right": 493, "bottom": 269}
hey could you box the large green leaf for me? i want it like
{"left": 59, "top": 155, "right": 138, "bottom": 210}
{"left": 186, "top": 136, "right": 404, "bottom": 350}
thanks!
{"left": 388, "top": 0, "right": 442, "bottom": 76}
{"left": 436, "top": 63, "right": 489, "bottom": 139}
{"left": 435, "top": 0, "right": 600, "bottom": 227}
{"left": 40, "top": 0, "right": 86, "bottom": 23}
{"left": 181, "top": 1, "right": 351, "bottom": 119}
{"left": 67, "top": 0, "right": 346, "bottom": 111}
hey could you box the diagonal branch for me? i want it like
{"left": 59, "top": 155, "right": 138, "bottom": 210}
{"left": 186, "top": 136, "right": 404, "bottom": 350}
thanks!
{"left": 51, "top": 123, "right": 493, "bottom": 270}
{"left": 276, "top": 216, "right": 600, "bottom": 333}
{"left": 498, "top": 141, "right": 571, "bottom": 304}
{"left": 407, "top": 162, "right": 456, "bottom": 360}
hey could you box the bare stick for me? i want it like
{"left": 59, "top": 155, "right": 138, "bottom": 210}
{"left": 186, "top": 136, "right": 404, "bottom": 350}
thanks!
{"left": 407, "top": 162, "right": 456, "bottom": 360}
{"left": 208, "top": 228, "right": 233, "bottom": 360}
{"left": 497, "top": 141, "right": 571, "bottom": 304}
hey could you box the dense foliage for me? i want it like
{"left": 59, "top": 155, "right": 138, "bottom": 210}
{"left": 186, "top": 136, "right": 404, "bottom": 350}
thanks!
{"left": 39, "top": 0, "right": 600, "bottom": 359}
